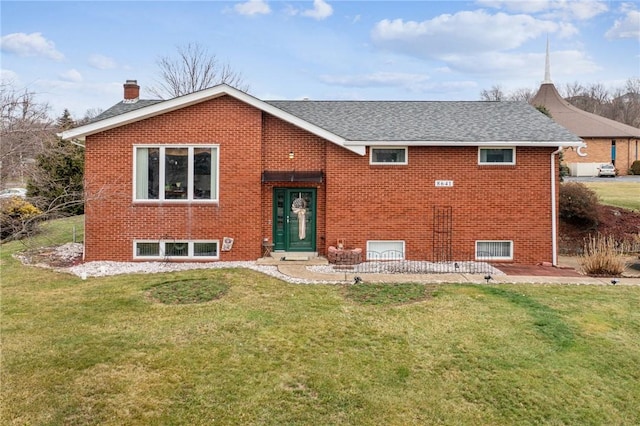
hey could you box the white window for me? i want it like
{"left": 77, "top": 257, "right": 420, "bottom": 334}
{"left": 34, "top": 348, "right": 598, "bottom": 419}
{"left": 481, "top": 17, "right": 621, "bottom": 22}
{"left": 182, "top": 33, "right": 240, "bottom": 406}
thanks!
{"left": 478, "top": 147, "right": 515, "bottom": 165}
{"left": 367, "top": 240, "right": 405, "bottom": 260}
{"left": 476, "top": 241, "right": 513, "bottom": 260}
{"left": 370, "top": 147, "right": 407, "bottom": 165}
{"left": 134, "top": 145, "right": 219, "bottom": 202}
{"left": 134, "top": 240, "right": 219, "bottom": 260}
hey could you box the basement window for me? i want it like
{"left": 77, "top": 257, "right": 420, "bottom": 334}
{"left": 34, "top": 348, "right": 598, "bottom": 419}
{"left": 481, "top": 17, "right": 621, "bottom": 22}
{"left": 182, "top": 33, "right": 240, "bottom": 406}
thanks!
{"left": 478, "top": 147, "right": 515, "bottom": 165}
{"left": 476, "top": 240, "right": 513, "bottom": 260}
{"left": 134, "top": 240, "right": 219, "bottom": 260}
{"left": 366, "top": 240, "right": 405, "bottom": 260}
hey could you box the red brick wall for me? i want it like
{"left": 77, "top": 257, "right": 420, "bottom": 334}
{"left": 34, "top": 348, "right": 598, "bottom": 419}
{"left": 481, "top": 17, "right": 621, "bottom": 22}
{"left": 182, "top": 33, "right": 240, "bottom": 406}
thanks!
{"left": 84, "top": 95, "right": 263, "bottom": 261}
{"left": 324, "top": 145, "right": 558, "bottom": 264}
{"left": 260, "top": 114, "right": 327, "bottom": 252}
{"left": 84, "top": 96, "right": 559, "bottom": 265}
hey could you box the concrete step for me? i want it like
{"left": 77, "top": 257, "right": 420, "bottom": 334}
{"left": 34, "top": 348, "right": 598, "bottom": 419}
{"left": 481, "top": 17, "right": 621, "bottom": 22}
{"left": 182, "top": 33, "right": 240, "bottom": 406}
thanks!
{"left": 256, "top": 254, "right": 328, "bottom": 266}
{"left": 269, "top": 251, "right": 318, "bottom": 259}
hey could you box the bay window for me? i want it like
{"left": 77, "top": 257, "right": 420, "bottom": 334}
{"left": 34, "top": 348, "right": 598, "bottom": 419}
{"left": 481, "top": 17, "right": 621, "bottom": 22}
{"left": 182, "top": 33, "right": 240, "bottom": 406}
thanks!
{"left": 134, "top": 145, "right": 218, "bottom": 201}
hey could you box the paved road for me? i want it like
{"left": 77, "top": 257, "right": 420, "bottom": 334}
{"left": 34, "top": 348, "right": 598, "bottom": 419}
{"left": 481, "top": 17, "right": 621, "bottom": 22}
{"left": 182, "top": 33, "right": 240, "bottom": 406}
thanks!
{"left": 565, "top": 176, "right": 640, "bottom": 183}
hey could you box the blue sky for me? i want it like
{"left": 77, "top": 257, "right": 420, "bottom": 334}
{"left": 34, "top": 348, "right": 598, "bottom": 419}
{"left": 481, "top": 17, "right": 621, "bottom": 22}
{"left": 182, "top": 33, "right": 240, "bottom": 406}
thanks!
{"left": 2, "top": 0, "right": 639, "bottom": 118}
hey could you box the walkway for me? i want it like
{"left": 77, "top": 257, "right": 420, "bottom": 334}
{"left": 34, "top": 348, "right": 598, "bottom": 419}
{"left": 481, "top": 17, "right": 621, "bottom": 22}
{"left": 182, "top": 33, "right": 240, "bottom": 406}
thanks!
{"left": 274, "top": 256, "right": 640, "bottom": 286}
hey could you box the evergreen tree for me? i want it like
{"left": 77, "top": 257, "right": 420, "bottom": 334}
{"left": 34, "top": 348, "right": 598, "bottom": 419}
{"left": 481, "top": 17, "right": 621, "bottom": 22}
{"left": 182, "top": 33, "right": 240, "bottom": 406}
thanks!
{"left": 26, "top": 109, "right": 84, "bottom": 216}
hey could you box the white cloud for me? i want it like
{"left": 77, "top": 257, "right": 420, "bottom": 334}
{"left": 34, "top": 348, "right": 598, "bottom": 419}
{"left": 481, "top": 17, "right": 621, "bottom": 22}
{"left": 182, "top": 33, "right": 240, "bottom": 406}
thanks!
{"left": 234, "top": 0, "right": 270, "bottom": 16}
{"left": 88, "top": 54, "right": 117, "bottom": 70}
{"left": 1, "top": 69, "right": 19, "bottom": 84}
{"left": 320, "top": 71, "right": 479, "bottom": 94}
{"left": 441, "top": 49, "right": 600, "bottom": 78}
{"left": 424, "top": 80, "right": 479, "bottom": 93}
{"left": 302, "top": 0, "right": 333, "bottom": 20}
{"left": 565, "top": 1, "right": 609, "bottom": 20}
{"left": 59, "top": 69, "right": 83, "bottom": 83}
{"left": 0, "top": 32, "right": 64, "bottom": 61}
{"left": 477, "top": 0, "right": 550, "bottom": 14}
{"left": 371, "top": 10, "right": 575, "bottom": 58}
{"left": 320, "top": 72, "right": 430, "bottom": 88}
{"left": 477, "top": 0, "right": 608, "bottom": 20}
{"left": 605, "top": 9, "right": 640, "bottom": 40}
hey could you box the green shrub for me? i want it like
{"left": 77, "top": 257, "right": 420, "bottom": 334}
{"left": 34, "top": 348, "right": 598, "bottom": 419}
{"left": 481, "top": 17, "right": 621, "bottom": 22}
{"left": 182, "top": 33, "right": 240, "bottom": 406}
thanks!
{"left": 630, "top": 160, "right": 640, "bottom": 175}
{"left": 559, "top": 182, "right": 600, "bottom": 228}
{"left": 580, "top": 234, "right": 627, "bottom": 276}
{"left": 0, "top": 197, "right": 43, "bottom": 242}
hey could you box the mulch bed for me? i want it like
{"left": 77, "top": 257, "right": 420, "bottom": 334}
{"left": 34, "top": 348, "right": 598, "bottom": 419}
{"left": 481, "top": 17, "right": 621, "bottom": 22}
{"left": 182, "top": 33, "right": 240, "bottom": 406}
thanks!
{"left": 495, "top": 264, "right": 583, "bottom": 277}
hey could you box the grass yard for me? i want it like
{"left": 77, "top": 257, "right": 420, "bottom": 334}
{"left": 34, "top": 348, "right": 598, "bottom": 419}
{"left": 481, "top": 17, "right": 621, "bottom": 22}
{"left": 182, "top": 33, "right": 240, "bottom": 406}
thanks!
{"left": 583, "top": 181, "right": 640, "bottom": 211}
{"left": 2, "top": 217, "right": 640, "bottom": 425}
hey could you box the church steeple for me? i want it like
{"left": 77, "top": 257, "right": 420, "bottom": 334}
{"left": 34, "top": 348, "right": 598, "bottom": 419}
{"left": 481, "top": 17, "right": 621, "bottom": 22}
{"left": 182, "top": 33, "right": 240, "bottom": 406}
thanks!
{"left": 543, "top": 37, "right": 552, "bottom": 84}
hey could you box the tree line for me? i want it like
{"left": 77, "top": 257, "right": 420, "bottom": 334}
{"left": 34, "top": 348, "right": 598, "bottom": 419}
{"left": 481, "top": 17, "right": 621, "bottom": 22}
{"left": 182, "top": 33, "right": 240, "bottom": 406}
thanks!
{"left": 480, "top": 78, "right": 640, "bottom": 128}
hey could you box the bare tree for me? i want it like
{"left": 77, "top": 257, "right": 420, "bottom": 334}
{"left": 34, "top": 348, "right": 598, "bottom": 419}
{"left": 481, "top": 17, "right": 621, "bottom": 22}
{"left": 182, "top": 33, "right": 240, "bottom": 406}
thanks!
{"left": 0, "top": 81, "right": 53, "bottom": 187}
{"left": 480, "top": 85, "right": 505, "bottom": 101}
{"left": 480, "top": 85, "right": 536, "bottom": 102}
{"left": 609, "top": 78, "right": 640, "bottom": 128}
{"left": 149, "top": 43, "right": 249, "bottom": 99}
{"left": 562, "top": 81, "right": 585, "bottom": 99}
{"left": 78, "top": 107, "right": 104, "bottom": 125}
{"left": 480, "top": 78, "right": 639, "bottom": 128}
{"left": 507, "top": 87, "right": 536, "bottom": 102}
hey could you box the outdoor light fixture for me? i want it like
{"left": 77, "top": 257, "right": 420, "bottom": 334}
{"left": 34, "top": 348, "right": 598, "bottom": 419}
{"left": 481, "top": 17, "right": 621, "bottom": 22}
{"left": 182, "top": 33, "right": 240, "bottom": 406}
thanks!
{"left": 289, "top": 151, "right": 294, "bottom": 160}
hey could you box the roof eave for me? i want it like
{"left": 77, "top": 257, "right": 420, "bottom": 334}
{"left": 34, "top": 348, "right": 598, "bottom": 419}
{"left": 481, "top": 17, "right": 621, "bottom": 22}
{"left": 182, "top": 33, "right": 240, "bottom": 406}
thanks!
{"left": 346, "top": 140, "right": 584, "bottom": 147}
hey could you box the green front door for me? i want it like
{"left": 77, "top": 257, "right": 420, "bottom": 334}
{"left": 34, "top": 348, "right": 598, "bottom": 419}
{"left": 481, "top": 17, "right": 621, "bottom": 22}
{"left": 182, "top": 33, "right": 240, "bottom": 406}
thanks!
{"left": 273, "top": 188, "right": 316, "bottom": 252}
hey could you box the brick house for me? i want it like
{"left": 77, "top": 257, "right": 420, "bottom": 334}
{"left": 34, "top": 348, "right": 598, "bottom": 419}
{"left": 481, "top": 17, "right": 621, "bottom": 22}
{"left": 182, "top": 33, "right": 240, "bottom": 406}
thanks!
{"left": 61, "top": 81, "right": 583, "bottom": 265}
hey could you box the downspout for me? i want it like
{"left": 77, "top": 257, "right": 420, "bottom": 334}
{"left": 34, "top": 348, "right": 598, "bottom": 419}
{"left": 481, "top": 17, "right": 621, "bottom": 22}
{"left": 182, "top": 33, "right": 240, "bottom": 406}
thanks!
{"left": 550, "top": 146, "right": 563, "bottom": 266}
{"left": 68, "top": 138, "right": 86, "bottom": 260}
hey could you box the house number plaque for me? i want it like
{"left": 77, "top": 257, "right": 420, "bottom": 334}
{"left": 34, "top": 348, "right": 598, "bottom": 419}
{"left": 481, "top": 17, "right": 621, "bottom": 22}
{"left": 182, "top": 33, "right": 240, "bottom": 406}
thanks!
{"left": 435, "top": 180, "right": 454, "bottom": 187}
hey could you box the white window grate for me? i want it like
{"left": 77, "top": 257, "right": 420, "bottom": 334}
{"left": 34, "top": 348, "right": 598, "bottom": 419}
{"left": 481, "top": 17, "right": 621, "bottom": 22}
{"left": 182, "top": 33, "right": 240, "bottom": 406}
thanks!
{"left": 476, "top": 241, "right": 513, "bottom": 260}
{"left": 134, "top": 240, "right": 219, "bottom": 260}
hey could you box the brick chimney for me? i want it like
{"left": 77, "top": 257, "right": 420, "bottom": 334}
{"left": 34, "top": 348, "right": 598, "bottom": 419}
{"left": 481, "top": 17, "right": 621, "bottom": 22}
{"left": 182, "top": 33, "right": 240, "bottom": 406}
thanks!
{"left": 123, "top": 79, "right": 140, "bottom": 100}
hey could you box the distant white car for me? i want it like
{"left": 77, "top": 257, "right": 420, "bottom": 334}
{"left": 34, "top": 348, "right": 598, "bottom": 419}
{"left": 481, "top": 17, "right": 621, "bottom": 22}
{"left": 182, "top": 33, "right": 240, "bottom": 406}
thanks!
{"left": 0, "top": 188, "right": 27, "bottom": 199}
{"left": 597, "top": 164, "right": 616, "bottom": 178}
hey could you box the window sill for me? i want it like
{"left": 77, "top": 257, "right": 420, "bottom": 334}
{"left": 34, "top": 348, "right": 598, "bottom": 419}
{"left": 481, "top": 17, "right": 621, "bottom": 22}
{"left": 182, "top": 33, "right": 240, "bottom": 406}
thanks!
{"left": 134, "top": 257, "right": 220, "bottom": 261}
{"left": 133, "top": 200, "right": 219, "bottom": 205}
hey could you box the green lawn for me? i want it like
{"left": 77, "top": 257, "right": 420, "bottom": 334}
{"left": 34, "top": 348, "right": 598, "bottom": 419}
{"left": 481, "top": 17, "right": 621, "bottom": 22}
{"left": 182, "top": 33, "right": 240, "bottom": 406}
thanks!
{"left": 2, "top": 217, "right": 640, "bottom": 425}
{"left": 583, "top": 181, "right": 640, "bottom": 211}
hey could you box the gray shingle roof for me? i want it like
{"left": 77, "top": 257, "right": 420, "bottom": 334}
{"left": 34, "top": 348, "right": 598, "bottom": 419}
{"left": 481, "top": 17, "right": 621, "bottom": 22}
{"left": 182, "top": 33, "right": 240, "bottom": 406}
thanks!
{"left": 91, "top": 99, "right": 162, "bottom": 122}
{"left": 266, "top": 100, "right": 582, "bottom": 142}
{"left": 83, "top": 91, "right": 581, "bottom": 144}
